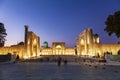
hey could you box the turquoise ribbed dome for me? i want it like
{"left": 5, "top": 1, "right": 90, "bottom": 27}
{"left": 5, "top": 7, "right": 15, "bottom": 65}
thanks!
{"left": 43, "top": 41, "right": 48, "bottom": 47}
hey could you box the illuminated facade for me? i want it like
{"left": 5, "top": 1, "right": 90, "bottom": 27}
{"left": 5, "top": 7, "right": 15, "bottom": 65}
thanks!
{"left": 24, "top": 25, "right": 40, "bottom": 59}
{"left": 41, "top": 42, "right": 75, "bottom": 55}
{"left": 0, "top": 26, "right": 120, "bottom": 59}
{"left": 76, "top": 28, "right": 120, "bottom": 58}
{"left": 0, "top": 25, "right": 40, "bottom": 59}
{"left": 0, "top": 45, "right": 24, "bottom": 58}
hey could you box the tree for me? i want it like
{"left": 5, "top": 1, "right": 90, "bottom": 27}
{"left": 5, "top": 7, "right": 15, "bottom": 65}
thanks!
{"left": 104, "top": 11, "right": 120, "bottom": 38}
{"left": 0, "top": 23, "right": 7, "bottom": 47}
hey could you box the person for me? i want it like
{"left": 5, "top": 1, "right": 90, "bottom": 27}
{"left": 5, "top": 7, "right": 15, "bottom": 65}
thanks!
{"left": 57, "top": 57, "right": 62, "bottom": 66}
{"left": 64, "top": 60, "right": 67, "bottom": 65}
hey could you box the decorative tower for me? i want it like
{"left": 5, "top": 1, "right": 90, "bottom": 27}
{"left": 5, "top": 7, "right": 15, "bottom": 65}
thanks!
{"left": 87, "top": 28, "right": 93, "bottom": 44}
{"left": 24, "top": 25, "right": 29, "bottom": 57}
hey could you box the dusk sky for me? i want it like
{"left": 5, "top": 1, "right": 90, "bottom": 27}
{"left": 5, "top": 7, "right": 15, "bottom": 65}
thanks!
{"left": 0, "top": 0, "right": 120, "bottom": 47}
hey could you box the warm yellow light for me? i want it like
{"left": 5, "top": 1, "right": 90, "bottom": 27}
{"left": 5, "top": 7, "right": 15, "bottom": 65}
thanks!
{"left": 23, "top": 53, "right": 31, "bottom": 59}
{"left": 37, "top": 53, "right": 40, "bottom": 56}
{"left": 24, "top": 55, "right": 29, "bottom": 59}
{"left": 81, "top": 52, "right": 85, "bottom": 55}
{"left": 28, "top": 40, "right": 30, "bottom": 44}
{"left": 80, "top": 39, "right": 84, "bottom": 45}
{"left": 34, "top": 39, "right": 37, "bottom": 45}
{"left": 56, "top": 45, "right": 61, "bottom": 48}
{"left": 96, "top": 38, "right": 99, "bottom": 43}
{"left": 32, "top": 53, "right": 36, "bottom": 57}
{"left": 88, "top": 52, "right": 95, "bottom": 57}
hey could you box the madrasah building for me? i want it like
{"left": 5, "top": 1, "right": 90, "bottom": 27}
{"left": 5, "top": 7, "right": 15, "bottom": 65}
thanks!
{"left": 0, "top": 25, "right": 120, "bottom": 59}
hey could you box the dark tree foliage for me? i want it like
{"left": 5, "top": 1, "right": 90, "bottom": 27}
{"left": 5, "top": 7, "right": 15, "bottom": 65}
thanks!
{"left": 0, "top": 23, "right": 7, "bottom": 47}
{"left": 104, "top": 11, "right": 120, "bottom": 38}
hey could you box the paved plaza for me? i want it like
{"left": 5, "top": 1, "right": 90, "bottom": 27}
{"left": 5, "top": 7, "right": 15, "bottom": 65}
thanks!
{"left": 0, "top": 62, "right": 120, "bottom": 80}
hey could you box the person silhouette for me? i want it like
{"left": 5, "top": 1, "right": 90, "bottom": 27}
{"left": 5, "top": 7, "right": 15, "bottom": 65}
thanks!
{"left": 57, "top": 57, "right": 62, "bottom": 66}
{"left": 64, "top": 60, "right": 67, "bottom": 65}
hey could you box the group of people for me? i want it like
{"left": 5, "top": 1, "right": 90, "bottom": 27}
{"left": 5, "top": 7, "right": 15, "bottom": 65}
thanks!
{"left": 57, "top": 57, "right": 67, "bottom": 66}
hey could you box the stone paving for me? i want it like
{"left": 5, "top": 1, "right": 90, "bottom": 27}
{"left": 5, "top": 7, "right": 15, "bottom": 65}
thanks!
{"left": 0, "top": 62, "right": 120, "bottom": 80}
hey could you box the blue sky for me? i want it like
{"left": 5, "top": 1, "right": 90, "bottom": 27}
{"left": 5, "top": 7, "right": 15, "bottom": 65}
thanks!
{"left": 0, "top": 0, "right": 120, "bottom": 47}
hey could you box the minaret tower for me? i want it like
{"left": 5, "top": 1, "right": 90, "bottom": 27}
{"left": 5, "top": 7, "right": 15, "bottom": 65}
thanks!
{"left": 24, "top": 25, "right": 29, "bottom": 56}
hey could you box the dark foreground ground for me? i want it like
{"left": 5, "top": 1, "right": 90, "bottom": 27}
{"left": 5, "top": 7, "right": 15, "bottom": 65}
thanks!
{"left": 0, "top": 62, "right": 120, "bottom": 80}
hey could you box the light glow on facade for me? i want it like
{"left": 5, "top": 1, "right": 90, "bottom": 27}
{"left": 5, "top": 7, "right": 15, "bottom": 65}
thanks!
{"left": 24, "top": 54, "right": 29, "bottom": 59}
{"left": 0, "top": 27, "right": 120, "bottom": 59}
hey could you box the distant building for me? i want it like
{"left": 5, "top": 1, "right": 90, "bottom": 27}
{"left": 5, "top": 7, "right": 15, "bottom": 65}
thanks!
{"left": 41, "top": 42, "right": 75, "bottom": 55}
{"left": 0, "top": 26, "right": 120, "bottom": 59}
{"left": 0, "top": 25, "right": 40, "bottom": 59}
{"left": 76, "top": 28, "right": 120, "bottom": 58}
